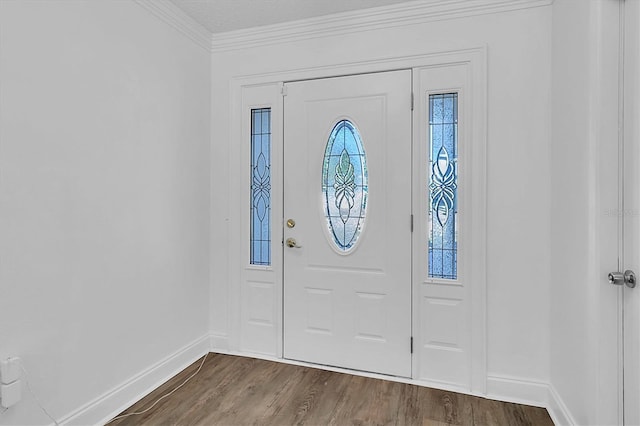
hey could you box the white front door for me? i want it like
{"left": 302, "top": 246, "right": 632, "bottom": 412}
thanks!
{"left": 624, "top": 0, "right": 640, "bottom": 422}
{"left": 283, "top": 70, "right": 412, "bottom": 377}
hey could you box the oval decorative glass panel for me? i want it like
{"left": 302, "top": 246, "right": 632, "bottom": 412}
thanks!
{"left": 322, "top": 120, "right": 368, "bottom": 252}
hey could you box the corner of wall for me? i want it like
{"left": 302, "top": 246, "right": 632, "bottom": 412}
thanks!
{"left": 547, "top": 384, "right": 578, "bottom": 426}
{"left": 209, "top": 333, "right": 230, "bottom": 353}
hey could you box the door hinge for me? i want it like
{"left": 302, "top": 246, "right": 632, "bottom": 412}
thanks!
{"left": 410, "top": 337, "right": 414, "bottom": 354}
{"left": 411, "top": 92, "right": 414, "bottom": 111}
{"left": 281, "top": 83, "right": 288, "bottom": 96}
{"left": 410, "top": 214, "right": 414, "bottom": 232}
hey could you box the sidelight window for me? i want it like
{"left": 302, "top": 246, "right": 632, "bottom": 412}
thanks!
{"left": 250, "top": 108, "right": 271, "bottom": 265}
{"left": 428, "top": 94, "right": 458, "bottom": 279}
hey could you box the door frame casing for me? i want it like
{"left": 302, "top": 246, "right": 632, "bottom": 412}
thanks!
{"left": 623, "top": 0, "right": 640, "bottom": 423}
{"left": 227, "top": 47, "right": 487, "bottom": 394}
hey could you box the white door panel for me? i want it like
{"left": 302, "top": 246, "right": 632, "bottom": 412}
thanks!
{"left": 283, "top": 71, "right": 412, "bottom": 377}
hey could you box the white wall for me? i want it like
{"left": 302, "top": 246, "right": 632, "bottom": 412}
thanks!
{"left": 7, "top": 0, "right": 614, "bottom": 423}
{"left": 550, "top": 0, "right": 622, "bottom": 424}
{"left": 0, "top": 1, "right": 211, "bottom": 424}
{"left": 211, "top": 2, "right": 552, "bottom": 388}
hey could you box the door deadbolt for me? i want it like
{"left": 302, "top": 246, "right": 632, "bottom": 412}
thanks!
{"left": 608, "top": 270, "right": 637, "bottom": 288}
{"left": 286, "top": 219, "right": 296, "bottom": 228}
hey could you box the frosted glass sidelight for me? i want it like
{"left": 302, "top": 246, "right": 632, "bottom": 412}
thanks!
{"left": 322, "top": 120, "right": 368, "bottom": 252}
{"left": 250, "top": 108, "right": 271, "bottom": 265}
{"left": 428, "top": 94, "right": 458, "bottom": 279}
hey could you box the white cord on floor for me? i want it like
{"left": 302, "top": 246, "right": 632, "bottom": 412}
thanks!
{"left": 18, "top": 361, "right": 60, "bottom": 426}
{"left": 106, "top": 353, "right": 209, "bottom": 424}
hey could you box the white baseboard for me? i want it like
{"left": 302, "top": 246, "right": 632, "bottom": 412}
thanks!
{"left": 486, "top": 374, "right": 549, "bottom": 408}
{"left": 547, "top": 383, "right": 577, "bottom": 426}
{"left": 487, "top": 375, "right": 578, "bottom": 425}
{"left": 59, "top": 334, "right": 209, "bottom": 426}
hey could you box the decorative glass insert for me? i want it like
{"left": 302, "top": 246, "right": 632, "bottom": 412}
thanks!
{"left": 428, "top": 93, "right": 458, "bottom": 279}
{"left": 322, "top": 120, "right": 368, "bottom": 252}
{"left": 250, "top": 108, "right": 271, "bottom": 265}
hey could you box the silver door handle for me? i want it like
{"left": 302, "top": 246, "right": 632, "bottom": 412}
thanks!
{"left": 286, "top": 238, "right": 302, "bottom": 248}
{"left": 608, "top": 270, "right": 636, "bottom": 288}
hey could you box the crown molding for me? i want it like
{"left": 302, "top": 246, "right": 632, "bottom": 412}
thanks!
{"left": 211, "top": 0, "right": 552, "bottom": 53}
{"left": 135, "top": 0, "right": 211, "bottom": 50}
{"left": 133, "top": 0, "right": 553, "bottom": 53}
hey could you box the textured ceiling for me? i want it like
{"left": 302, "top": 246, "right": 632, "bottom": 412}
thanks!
{"left": 169, "top": 0, "right": 418, "bottom": 33}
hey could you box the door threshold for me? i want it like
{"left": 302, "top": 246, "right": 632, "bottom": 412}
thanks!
{"left": 282, "top": 356, "right": 410, "bottom": 380}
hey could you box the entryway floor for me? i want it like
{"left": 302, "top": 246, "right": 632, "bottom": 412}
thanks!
{"left": 108, "top": 353, "right": 554, "bottom": 425}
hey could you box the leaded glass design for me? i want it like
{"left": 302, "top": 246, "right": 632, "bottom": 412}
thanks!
{"left": 428, "top": 93, "right": 458, "bottom": 279}
{"left": 250, "top": 108, "right": 271, "bottom": 265}
{"left": 322, "top": 120, "right": 368, "bottom": 252}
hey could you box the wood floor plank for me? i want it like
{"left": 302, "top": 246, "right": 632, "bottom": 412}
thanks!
{"left": 108, "top": 354, "right": 554, "bottom": 426}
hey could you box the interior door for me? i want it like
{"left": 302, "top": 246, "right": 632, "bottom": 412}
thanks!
{"left": 283, "top": 70, "right": 412, "bottom": 377}
{"left": 624, "top": 0, "right": 640, "bottom": 423}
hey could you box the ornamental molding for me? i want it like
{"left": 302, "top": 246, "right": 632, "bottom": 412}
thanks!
{"left": 134, "top": 0, "right": 211, "bottom": 50}
{"left": 134, "top": 0, "right": 552, "bottom": 53}
{"left": 211, "top": 0, "right": 553, "bottom": 52}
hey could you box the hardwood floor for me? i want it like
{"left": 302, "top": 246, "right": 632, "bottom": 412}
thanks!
{"left": 108, "top": 354, "right": 554, "bottom": 426}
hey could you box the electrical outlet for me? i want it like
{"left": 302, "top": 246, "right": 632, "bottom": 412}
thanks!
{"left": 0, "top": 358, "right": 21, "bottom": 384}
{"left": 0, "top": 380, "right": 21, "bottom": 408}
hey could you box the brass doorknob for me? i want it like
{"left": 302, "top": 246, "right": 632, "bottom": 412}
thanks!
{"left": 286, "top": 238, "right": 302, "bottom": 248}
